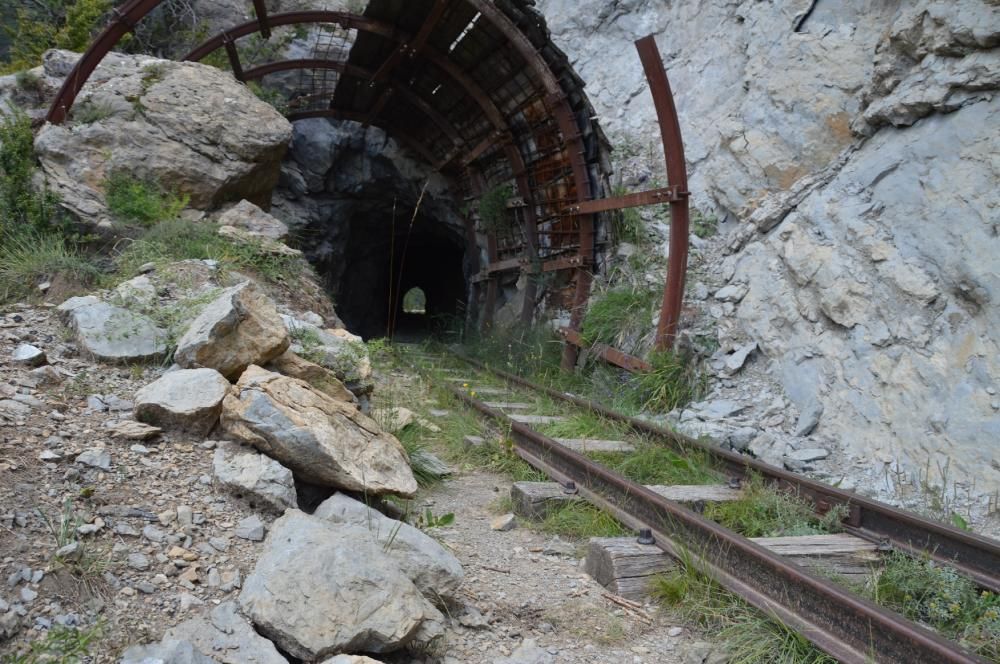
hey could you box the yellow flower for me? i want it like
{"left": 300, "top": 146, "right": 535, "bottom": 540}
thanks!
{"left": 462, "top": 383, "right": 469, "bottom": 388}
{"left": 470, "top": 391, "right": 477, "bottom": 397}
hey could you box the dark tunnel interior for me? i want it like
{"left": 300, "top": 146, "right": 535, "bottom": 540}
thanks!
{"left": 333, "top": 215, "right": 468, "bottom": 341}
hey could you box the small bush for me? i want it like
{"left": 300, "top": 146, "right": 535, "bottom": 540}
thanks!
{"left": 0, "top": 108, "right": 63, "bottom": 238}
{"left": 580, "top": 287, "right": 658, "bottom": 350}
{"left": 104, "top": 173, "right": 188, "bottom": 226}
{"left": 1, "top": 0, "right": 111, "bottom": 74}
{"left": 478, "top": 183, "right": 513, "bottom": 233}
{"left": 633, "top": 349, "right": 703, "bottom": 412}
{"left": 71, "top": 100, "right": 114, "bottom": 124}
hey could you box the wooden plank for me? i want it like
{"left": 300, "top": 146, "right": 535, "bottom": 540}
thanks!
{"left": 483, "top": 402, "right": 533, "bottom": 410}
{"left": 509, "top": 414, "right": 566, "bottom": 425}
{"left": 583, "top": 537, "right": 675, "bottom": 601}
{"left": 645, "top": 484, "right": 743, "bottom": 511}
{"left": 554, "top": 438, "right": 635, "bottom": 453}
{"left": 467, "top": 387, "right": 509, "bottom": 396}
{"left": 511, "top": 481, "right": 581, "bottom": 520}
{"left": 751, "top": 533, "right": 882, "bottom": 579}
{"left": 463, "top": 434, "right": 486, "bottom": 449}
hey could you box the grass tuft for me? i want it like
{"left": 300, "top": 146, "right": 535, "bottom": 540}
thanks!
{"left": 593, "top": 444, "right": 721, "bottom": 486}
{"left": 540, "top": 501, "right": 626, "bottom": 539}
{"left": 0, "top": 232, "right": 100, "bottom": 302}
{"left": 105, "top": 172, "right": 188, "bottom": 226}
{"left": 703, "top": 474, "right": 846, "bottom": 538}
{"left": 5, "top": 621, "right": 104, "bottom": 664}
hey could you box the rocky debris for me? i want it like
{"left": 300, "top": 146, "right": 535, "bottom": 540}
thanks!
{"left": 217, "top": 200, "right": 289, "bottom": 241}
{"left": 494, "top": 639, "right": 555, "bottom": 664}
{"left": 163, "top": 601, "right": 288, "bottom": 664}
{"left": 34, "top": 51, "right": 292, "bottom": 226}
{"left": 120, "top": 638, "right": 217, "bottom": 664}
{"left": 491, "top": 514, "right": 517, "bottom": 532}
{"left": 114, "top": 275, "right": 158, "bottom": 308}
{"left": 109, "top": 420, "right": 163, "bottom": 440}
{"left": 57, "top": 296, "right": 167, "bottom": 363}
{"left": 134, "top": 369, "right": 230, "bottom": 435}
{"left": 75, "top": 448, "right": 111, "bottom": 470}
{"left": 281, "top": 315, "right": 373, "bottom": 393}
{"left": 217, "top": 225, "right": 302, "bottom": 257}
{"left": 410, "top": 450, "right": 453, "bottom": 478}
{"left": 794, "top": 401, "right": 824, "bottom": 437}
{"left": 238, "top": 510, "right": 444, "bottom": 659}
{"left": 221, "top": 366, "right": 417, "bottom": 497}
{"left": 320, "top": 657, "right": 383, "bottom": 664}
{"left": 213, "top": 441, "right": 297, "bottom": 512}
{"left": 175, "top": 282, "right": 290, "bottom": 380}
{"left": 263, "top": 350, "right": 356, "bottom": 404}
{"left": 10, "top": 344, "right": 46, "bottom": 367}
{"left": 314, "top": 493, "right": 463, "bottom": 598}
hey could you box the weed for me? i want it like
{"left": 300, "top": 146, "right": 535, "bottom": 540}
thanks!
{"left": 0, "top": 232, "right": 100, "bottom": 303}
{"left": 633, "top": 349, "right": 704, "bottom": 412}
{"left": 37, "top": 499, "right": 110, "bottom": 592}
{"left": 703, "top": 474, "right": 846, "bottom": 537}
{"left": 71, "top": 99, "right": 114, "bottom": 124}
{"left": 0, "top": 107, "right": 64, "bottom": 239}
{"left": 415, "top": 508, "right": 455, "bottom": 530}
{"left": 104, "top": 173, "right": 188, "bottom": 226}
{"left": 593, "top": 444, "right": 721, "bottom": 486}
{"left": 4, "top": 621, "right": 104, "bottom": 664}
{"left": 653, "top": 555, "right": 835, "bottom": 664}
{"left": 478, "top": 183, "right": 514, "bottom": 233}
{"left": 609, "top": 184, "right": 648, "bottom": 245}
{"left": 15, "top": 70, "right": 43, "bottom": 92}
{"left": 580, "top": 287, "right": 658, "bottom": 351}
{"left": 140, "top": 62, "right": 166, "bottom": 90}
{"left": 539, "top": 501, "right": 626, "bottom": 539}
{"left": 396, "top": 427, "right": 444, "bottom": 488}
{"left": 692, "top": 210, "right": 718, "bottom": 239}
{"left": 871, "top": 553, "right": 999, "bottom": 660}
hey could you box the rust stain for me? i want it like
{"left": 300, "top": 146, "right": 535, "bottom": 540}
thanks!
{"left": 825, "top": 111, "right": 853, "bottom": 145}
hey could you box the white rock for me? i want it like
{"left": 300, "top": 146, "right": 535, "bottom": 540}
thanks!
{"left": 134, "top": 368, "right": 229, "bottom": 435}
{"left": 213, "top": 441, "right": 297, "bottom": 513}
{"left": 11, "top": 344, "right": 46, "bottom": 367}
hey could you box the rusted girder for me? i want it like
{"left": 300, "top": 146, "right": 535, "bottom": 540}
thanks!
{"left": 558, "top": 328, "right": 653, "bottom": 373}
{"left": 223, "top": 34, "right": 244, "bottom": 82}
{"left": 251, "top": 0, "right": 271, "bottom": 39}
{"left": 562, "top": 185, "right": 686, "bottom": 215}
{"left": 240, "top": 59, "right": 463, "bottom": 149}
{"left": 636, "top": 36, "right": 691, "bottom": 352}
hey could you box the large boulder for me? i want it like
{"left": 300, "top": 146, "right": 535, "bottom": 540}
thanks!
{"left": 34, "top": 51, "right": 291, "bottom": 226}
{"left": 263, "top": 350, "right": 357, "bottom": 404}
{"left": 175, "top": 282, "right": 290, "bottom": 380}
{"left": 134, "top": 368, "right": 230, "bottom": 435}
{"left": 213, "top": 441, "right": 297, "bottom": 512}
{"left": 314, "top": 493, "right": 463, "bottom": 599}
{"left": 163, "top": 601, "right": 288, "bottom": 664}
{"left": 238, "top": 510, "right": 443, "bottom": 659}
{"left": 220, "top": 366, "right": 417, "bottom": 497}
{"left": 217, "top": 200, "right": 289, "bottom": 241}
{"left": 57, "top": 296, "right": 167, "bottom": 363}
{"left": 281, "top": 315, "right": 373, "bottom": 394}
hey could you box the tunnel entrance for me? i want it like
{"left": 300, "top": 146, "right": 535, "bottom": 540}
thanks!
{"left": 402, "top": 288, "right": 427, "bottom": 314}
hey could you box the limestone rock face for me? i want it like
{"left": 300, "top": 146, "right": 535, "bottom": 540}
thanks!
{"left": 221, "top": 366, "right": 417, "bottom": 497}
{"left": 281, "top": 315, "right": 373, "bottom": 393}
{"left": 213, "top": 440, "right": 297, "bottom": 512}
{"left": 538, "top": 0, "right": 1000, "bottom": 496}
{"left": 57, "top": 296, "right": 167, "bottom": 363}
{"left": 34, "top": 51, "right": 291, "bottom": 226}
{"left": 163, "top": 601, "right": 288, "bottom": 664}
{"left": 314, "top": 493, "right": 463, "bottom": 598}
{"left": 175, "top": 282, "right": 290, "bottom": 380}
{"left": 238, "top": 510, "right": 443, "bottom": 659}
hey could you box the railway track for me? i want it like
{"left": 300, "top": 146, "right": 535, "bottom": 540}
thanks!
{"left": 401, "top": 346, "right": 1000, "bottom": 664}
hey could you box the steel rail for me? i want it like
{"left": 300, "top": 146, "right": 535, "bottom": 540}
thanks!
{"left": 437, "top": 376, "right": 987, "bottom": 664}
{"left": 452, "top": 352, "right": 1000, "bottom": 595}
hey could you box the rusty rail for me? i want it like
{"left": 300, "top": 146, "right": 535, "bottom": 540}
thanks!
{"left": 558, "top": 328, "right": 652, "bottom": 373}
{"left": 453, "top": 352, "right": 1000, "bottom": 596}
{"left": 438, "top": 374, "right": 988, "bottom": 664}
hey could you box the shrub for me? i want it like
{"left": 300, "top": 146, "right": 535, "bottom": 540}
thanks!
{"left": 633, "top": 349, "right": 703, "bottom": 412}
{"left": 0, "top": 231, "right": 100, "bottom": 302}
{"left": 104, "top": 173, "right": 188, "bottom": 226}
{"left": 1, "top": 0, "right": 111, "bottom": 74}
{"left": 0, "top": 107, "right": 62, "bottom": 238}
{"left": 478, "top": 183, "right": 513, "bottom": 233}
{"left": 580, "top": 287, "right": 658, "bottom": 350}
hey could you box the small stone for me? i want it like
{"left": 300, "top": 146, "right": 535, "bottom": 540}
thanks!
{"left": 158, "top": 510, "right": 177, "bottom": 526}
{"left": 135, "top": 581, "right": 156, "bottom": 594}
{"left": 130, "top": 444, "right": 150, "bottom": 455}
{"left": 785, "top": 448, "right": 830, "bottom": 463}
{"left": 75, "top": 448, "right": 111, "bottom": 470}
{"left": 11, "top": 344, "right": 46, "bottom": 367}
{"left": 179, "top": 593, "right": 204, "bottom": 611}
{"left": 209, "top": 537, "right": 230, "bottom": 552}
{"left": 114, "top": 523, "right": 139, "bottom": 537}
{"left": 38, "top": 450, "right": 62, "bottom": 462}
{"left": 176, "top": 506, "right": 193, "bottom": 528}
{"left": 77, "top": 519, "right": 104, "bottom": 536}
{"left": 110, "top": 421, "right": 162, "bottom": 441}
{"left": 206, "top": 568, "right": 221, "bottom": 587}
{"left": 794, "top": 401, "right": 824, "bottom": 437}
{"left": 143, "top": 525, "right": 167, "bottom": 543}
{"left": 20, "top": 587, "right": 37, "bottom": 603}
{"left": 235, "top": 515, "right": 266, "bottom": 541}
{"left": 127, "top": 553, "right": 151, "bottom": 571}
{"left": 668, "top": 626, "right": 684, "bottom": 637}
{"left": 56, "top": 542, "right": 82, "bottom": 562}
{"left": 491, "top": 514, "right": 517, "bottom": 532}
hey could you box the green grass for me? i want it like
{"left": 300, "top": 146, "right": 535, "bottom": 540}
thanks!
{"left": 3, "top": 621, "right": 104, "bottom": 664}
{"left": 870, "top": 553, "right": 999, "bottom": 660}
{"left": 580, "top": 287, "right": 658, "bottom": 351}
{"left": 536, "top": 409, "right": 631, "bottom": 441}
{"left": 105, "top": 173, "right": 188, "bottom": 226}
{"left": 0, "top": 232, "right": 101, "bottom": 302}
{"left": 540, "top": 501, "right": 626, "bottom": 539}
{"left": 396, "top": 426, "right": 444, "bottom": 488}
{"left": 633, "top": 349, "right": 705, "bottom": 412}
{"left": 112, "top": 217, "right": 304, "bottom": 286}
{"left": 653, "top": 555, "right": 836, "bottom": 664}
{"left": 592, "top": 444, "right": 721, "bottom": 486}
{"left": 703, "top": 474, "right": 847, "bottom": 538}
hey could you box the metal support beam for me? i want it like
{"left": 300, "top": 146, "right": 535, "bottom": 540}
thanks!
{"left": 223, "top": 36, "right": 244, "bottom": 82}
{"left": 251, "top": 0, "right": 271, "bottom": 39}
{"left": 562, "top": 186, "right": 686, "bottom": 215}
{"left": 559, "top": 328, "right": 653, "bottom": 373}
{"left": 636, "top": 36, "right": 691, "bottom": 352}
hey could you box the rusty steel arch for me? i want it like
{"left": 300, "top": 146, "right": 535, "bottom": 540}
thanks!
{"left": 44, "top": 1, "right": 691, "bottom": 361}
